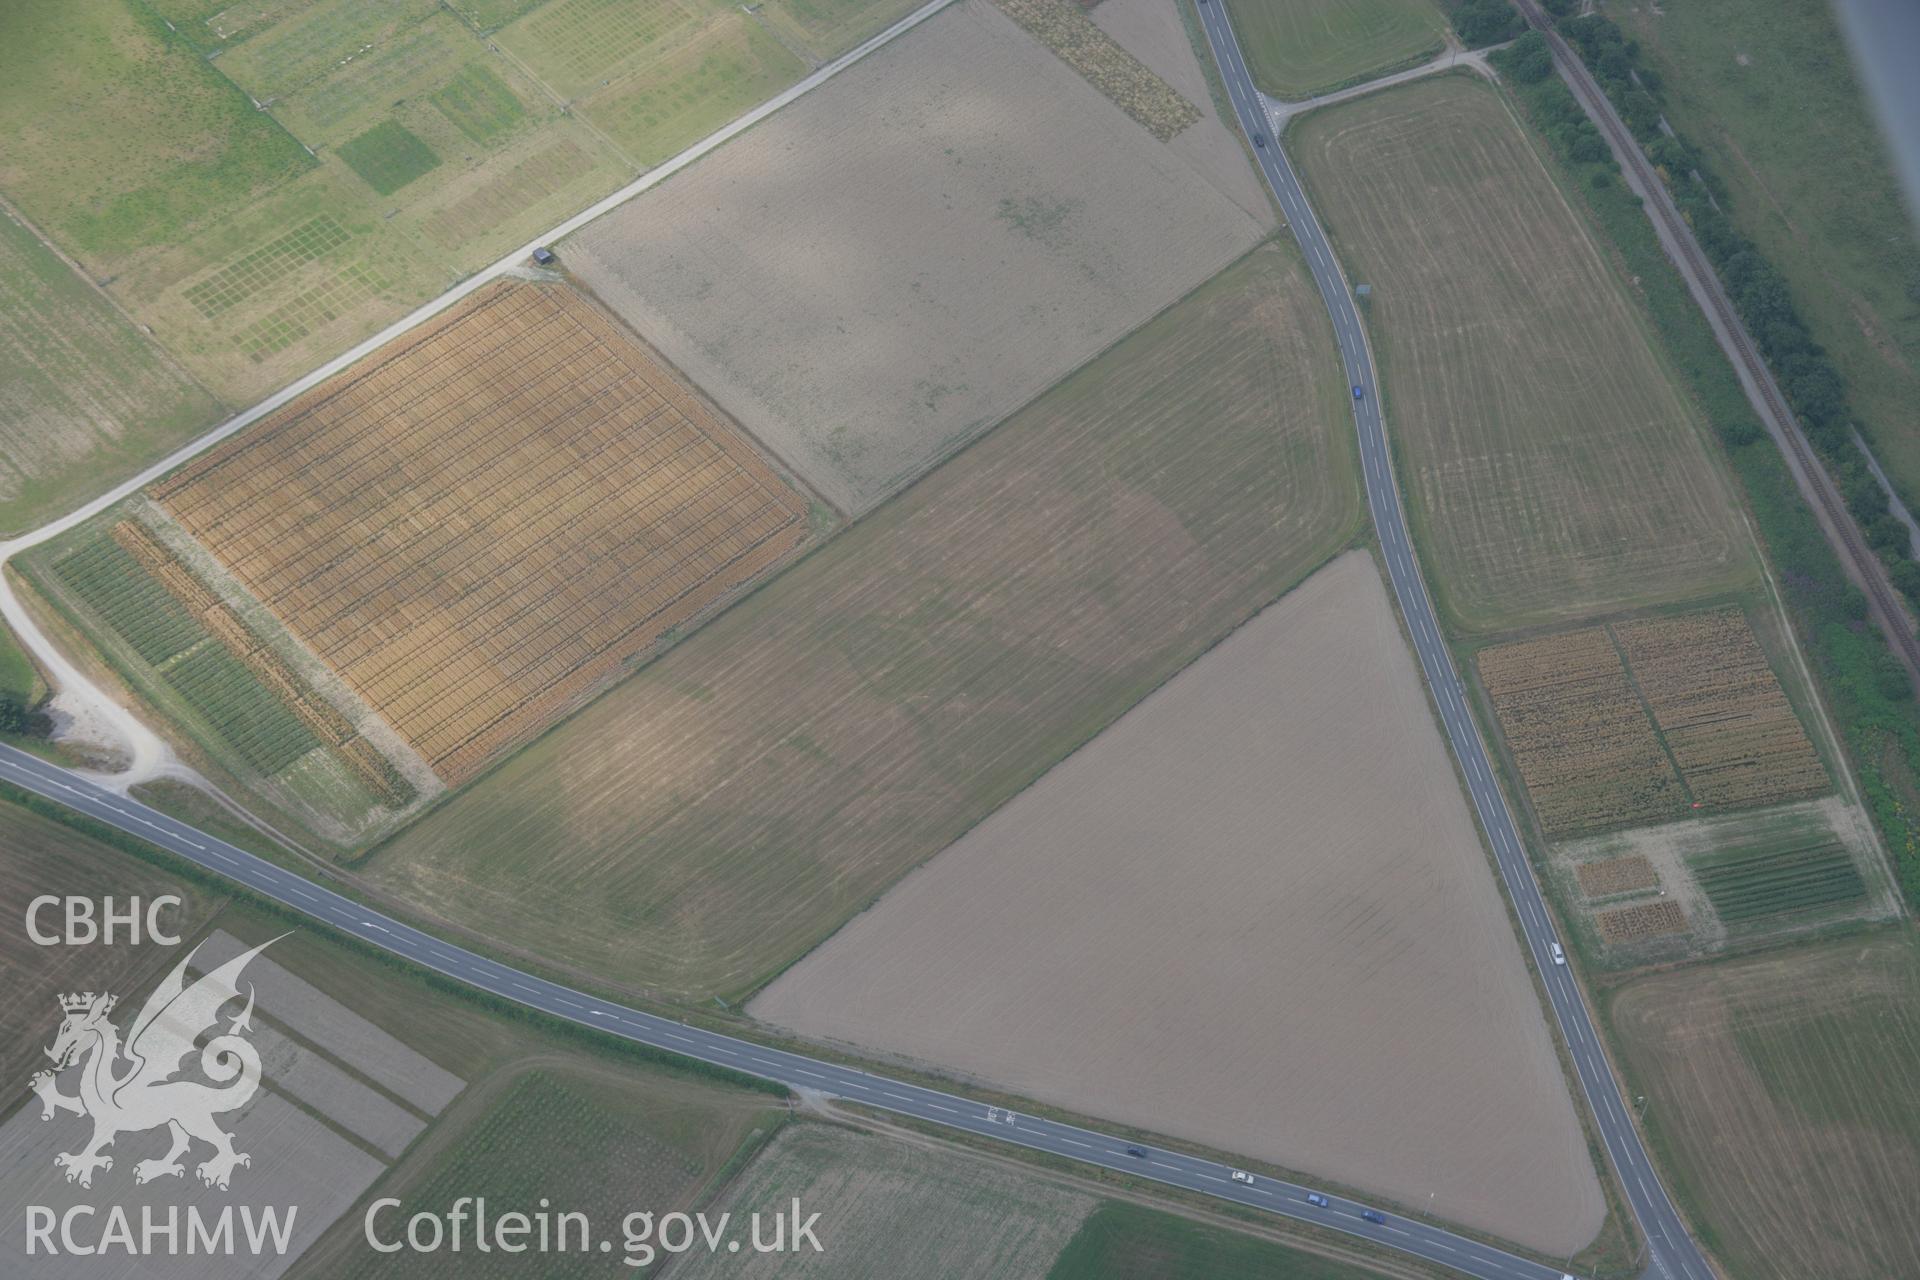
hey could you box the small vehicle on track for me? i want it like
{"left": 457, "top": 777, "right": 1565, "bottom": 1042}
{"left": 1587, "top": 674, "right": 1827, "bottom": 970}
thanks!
{"left": 1360, "top": 1209, "right": 1386, "bottom": 1225}
{"left": 1551, "top": 942, "right": 1567, "bottom": 966}
{"left": 1253, "top": 134, "right": 1267, "bottom": 149}
{"left": 1353, "top": 385, "right": 1364, "bottom": 399}
{"left": 1125, "top": 1146, "right": 1147, "bottom": 1158}
{"left": 1305, "top": 1192, "right": 1330, "bottom": 1208}
{"left": 1230, "top": 1170, "right": 1254, "bottom": 1185}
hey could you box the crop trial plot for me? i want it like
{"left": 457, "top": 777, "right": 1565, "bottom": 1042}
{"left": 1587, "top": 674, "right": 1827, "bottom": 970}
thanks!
{"left": 1613, "top": 609, "right": 1828, "bottom": 808}
{"left": 152, "top": 280, "right": 814, "bottom": 785}
{"left": 1477, "top": 627, "right": 1681, "bottom": 835}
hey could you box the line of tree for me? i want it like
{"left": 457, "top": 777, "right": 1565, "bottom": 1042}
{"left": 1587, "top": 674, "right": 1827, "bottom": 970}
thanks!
{"left": 1549, "top": 14, "right": 1920, "bottom": 608}
{"left": 1492, "top": 32, "right": 1920, "bottom": 908}
{"left": 1439, "top": 0, "right": 1525, "bottom": 50}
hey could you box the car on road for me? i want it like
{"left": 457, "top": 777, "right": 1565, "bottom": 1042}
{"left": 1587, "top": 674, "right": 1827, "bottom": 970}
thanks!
{"left": 1352, "top": 385, "right": 1364, "bottom": 399}
{"left": 1253, "top": 134, "right": 1267, "bottom": 149}
{"left": 1230, "top": 1170, "right": 1254, "bottom": 1184}
{"left": 1305, "top": 1192, "right": 1330, "bottom": 1208}
{"left": 1551, "top": 942, "right": 1566, "bottom": 966}
{"left": 1125, "top": 1146, "right": 1147, "bottom": 1158}
{"left": 1360, "top": 1209, "right": 1386, "bottom": 1225}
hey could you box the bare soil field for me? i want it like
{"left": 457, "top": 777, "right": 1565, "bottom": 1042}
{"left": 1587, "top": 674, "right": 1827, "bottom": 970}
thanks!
{"left": 751, "top": 553, "right": 1604, "bottom": 1254}
{"left": 364, "top": 242, "right": 1358, "bottom": 999}
{"left": 567, "top": 0, "right": 1267, "bottom": 514}
{"left": 1291, "top": 76, "right": 1751, "bottom": 631}
{"left": 673, "top": 1123, "right": 1095, "bottom": 1279}
{"left": 152, "top": 280, "right": 812, "bottom": 785}
{"left": 1086, "top": 0, "right": 1276, "bottom": 222}
{"left": 1607, "top": 928, "right": 1920, "bottom": 1280}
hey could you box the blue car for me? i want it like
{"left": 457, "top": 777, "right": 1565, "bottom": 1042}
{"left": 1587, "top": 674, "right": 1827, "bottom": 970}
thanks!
{"left": 1352, "top": 385, "right": 1364, "bottom": 400}
{"left": 1360, "top": 1209, "right": 1386, "bottom": 1225}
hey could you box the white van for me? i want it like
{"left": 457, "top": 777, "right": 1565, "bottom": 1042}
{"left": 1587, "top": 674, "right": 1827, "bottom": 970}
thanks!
{"left": 1550, "top": 942, "right": 1566, "bottom": 966}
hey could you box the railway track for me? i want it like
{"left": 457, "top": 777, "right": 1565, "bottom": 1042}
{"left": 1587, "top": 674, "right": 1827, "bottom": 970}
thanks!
{"left": 1515, "top": 0, "right": 1920, "bottom": 685}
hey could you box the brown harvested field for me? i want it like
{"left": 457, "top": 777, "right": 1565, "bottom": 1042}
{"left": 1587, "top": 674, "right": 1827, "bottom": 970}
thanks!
{"left": 1595, "top": 900, "right": 1687, "bottom": 943}
{"left": 567, "top": 0, "right": 1267, "bottom": 515}
{"left": 365, "top": 241, "right": 1359, "bottom": 1000}
{"left": 151, "top": 280, "right": 811, "bottom": 785}
{"left": 751, "top": 553, "right": 1605, "bottom": 1254}
{"left": 1477, "top": 627, "right": 1681, "bottom": 835}
{"left": 1291, "top": 76, "right": 1751, "bottom": 631}
{"left": 1614, "top": 609, "right": 1829, "bottom": 808}
{"left": 1575, "top": 854, "right": 1658, "bottom": 898}
{"left": 1608, "top": 929, "right": 1920, "bottom": 1280}
{"left": 0, "top": 802, "right": 224, "bottom": 1087}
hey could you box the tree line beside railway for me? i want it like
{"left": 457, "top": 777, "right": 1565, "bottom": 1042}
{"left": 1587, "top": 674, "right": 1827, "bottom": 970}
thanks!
{"left": 1492, "top": 33, "right": 1920, "bottom": 910}
{"left": 1540, "top": 13, "right": 1920, "bottom": 612}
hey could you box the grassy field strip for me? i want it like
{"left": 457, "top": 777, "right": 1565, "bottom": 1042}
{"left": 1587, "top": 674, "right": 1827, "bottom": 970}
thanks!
{"left": 1225, "top": 0, "right": 1446, "bottom": 100}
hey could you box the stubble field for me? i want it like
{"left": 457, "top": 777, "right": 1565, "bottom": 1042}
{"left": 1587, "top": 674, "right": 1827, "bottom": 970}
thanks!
{"left": 1291, "top": 76, "right": 1752, "bottom": 631}
{"left": 364, "top": 241, "right": 1358, "bottom": 999}
{"left": 0, "top": 207, "right": 219, "bottom": 534}
{"left": 673, "top": 1124, "right": 1094, "bottom": 1280}
{"left": 152, "top": 280, "right": 811, "bottom": 786}
{"left": 568, "top": 0, "right": 1267, "bottom": 515}
{"left": 1608, "top": 929, "right": 1920, "bottom": 1280}
{"left": 752, "top": 554, "right": 1605, "bottom": 1254}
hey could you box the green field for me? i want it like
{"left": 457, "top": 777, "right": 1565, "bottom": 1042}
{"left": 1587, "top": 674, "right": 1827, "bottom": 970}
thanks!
{"left": 1690, "top": 836, "right": 1866, "bottom": 924}
{"left": 1606, "top": 0, "right": 1920, "bottom": 502}
{"left": 1609, "top": 929, "right": 1920, "bottom": 1280}
{"left": 0, "top": 0, "right": 909, "bottom": 499}
{"left": 337, "top": 121, "right": 443, "bottom": 195}
{"left": 1048, "top": 1202, "right": 1394, "bottom": 1280}
{"left": 1225, "top": 0, "right": 1446, "bottom": 99}
{"left": 0, "top": 622, "right": 38, "bottom": 705}
{"left": 47, "top": 531, "right": 326, "bottom": 774}
{"left": 0, "top": 208, "right": 220, "bottom": 535}
{"left": 1292, "top": 75, "right": 1753, "bottom": 632}
{"left": 0, "top": 0, "right": 313, "bottom": 261}
{"left": 365, "top": 241, "right": 1359, "bottom": 1000}
{"left": 327, "top": 1065, "right": 783, "bottom": 1278}
{"left": 673, "top": 1123, "right": 1095, "bottom": 1278}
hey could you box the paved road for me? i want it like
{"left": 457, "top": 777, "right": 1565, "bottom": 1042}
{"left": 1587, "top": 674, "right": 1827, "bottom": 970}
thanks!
{"left": 0, "top": 743, "right": 1575, "bottom": 1280}
{"left": 1193, "top": 7, "right": 1710, "bottom": 1279}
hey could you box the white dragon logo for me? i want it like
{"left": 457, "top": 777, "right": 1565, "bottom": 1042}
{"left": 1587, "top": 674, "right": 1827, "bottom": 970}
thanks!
{"left": 28, "top": 937, "right": 279, "bottom": 1191}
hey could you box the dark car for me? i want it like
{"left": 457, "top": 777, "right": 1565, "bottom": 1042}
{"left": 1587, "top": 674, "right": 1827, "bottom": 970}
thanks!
{"left": 1125, "top": 1146, "right": 1147, "bottom": 1158}
{"left": 1253, "top": 135, "right": 1267, "bottom": 149}
{"left": 1360, "top": 1209, "right": 1386, "bottom": 1225}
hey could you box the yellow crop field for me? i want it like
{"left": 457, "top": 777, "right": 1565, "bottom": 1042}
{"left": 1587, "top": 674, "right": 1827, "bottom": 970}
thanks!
{"left": 1477, "top": 628, "right": 1681, "bottom": 834}
{"left": 152, "top": 280, "right": 811, "bottom": 785}
{"left": 1614, "top": 609, "right": 1829, "bottom": 808}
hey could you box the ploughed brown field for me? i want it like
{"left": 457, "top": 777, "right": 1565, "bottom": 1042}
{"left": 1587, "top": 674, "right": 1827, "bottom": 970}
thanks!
{"left": 151, "top": 280, "right": 811, "bottom": 785}
{"left": 1478, "top": 607, "right": 1827, "bottom": 836}
{"left": 751, "top": 553, "right": 1605, "bottom": 1254}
